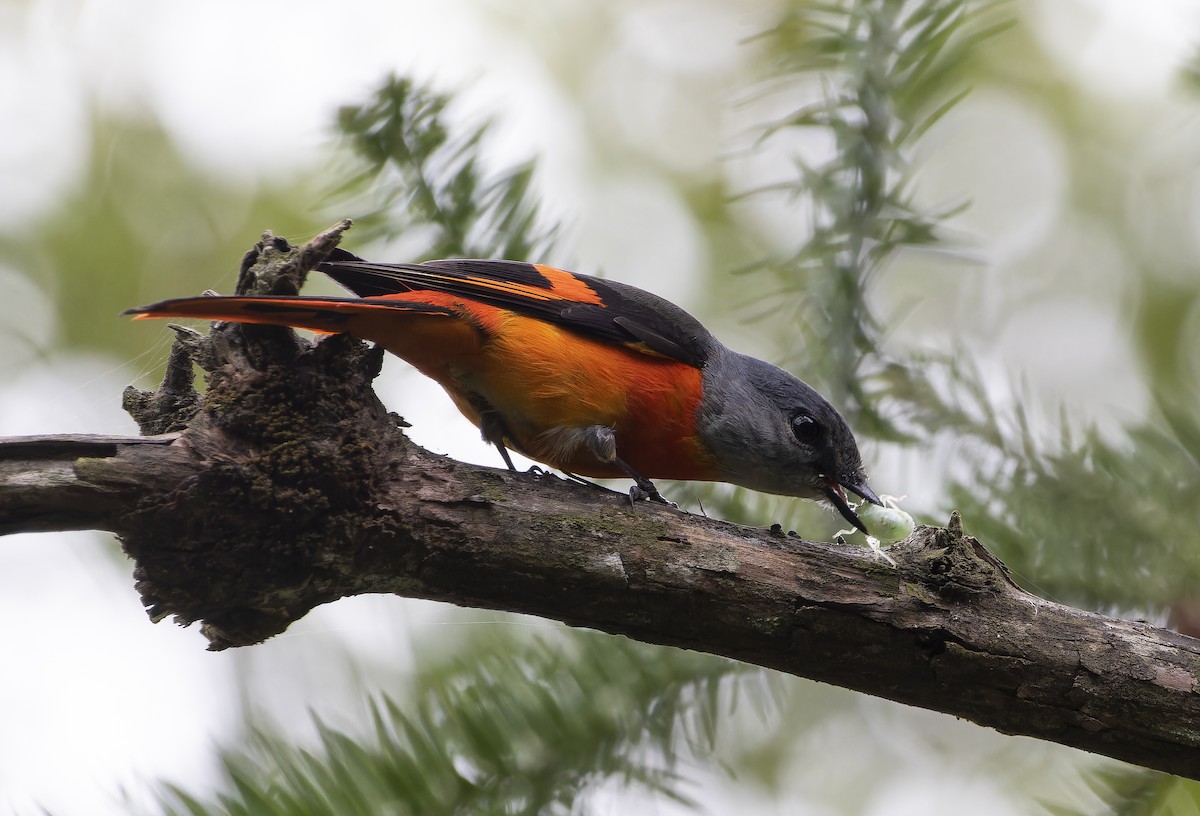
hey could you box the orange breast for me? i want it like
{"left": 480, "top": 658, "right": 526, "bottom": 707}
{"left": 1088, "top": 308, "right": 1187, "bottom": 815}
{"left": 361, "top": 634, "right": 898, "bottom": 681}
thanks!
{"left": 350, "top": 296, "right": 719, "bottom": 481}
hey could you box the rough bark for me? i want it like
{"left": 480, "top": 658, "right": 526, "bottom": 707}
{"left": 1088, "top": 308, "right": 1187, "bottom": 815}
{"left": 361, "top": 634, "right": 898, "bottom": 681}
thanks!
{"left": 2, "top": 224, "right": 1198, "bottom": 780}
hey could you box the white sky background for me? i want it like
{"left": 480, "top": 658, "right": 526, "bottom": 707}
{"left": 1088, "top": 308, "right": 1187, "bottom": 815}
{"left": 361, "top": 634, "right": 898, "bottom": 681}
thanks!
{"left": 1, "top": 0, "right": 1199, "bottom": 813}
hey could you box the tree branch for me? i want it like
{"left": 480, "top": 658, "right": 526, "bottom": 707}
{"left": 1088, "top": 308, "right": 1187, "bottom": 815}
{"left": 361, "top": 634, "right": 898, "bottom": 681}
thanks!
{"left": 2, "top": 226, "right": 1197, "bottom": 779}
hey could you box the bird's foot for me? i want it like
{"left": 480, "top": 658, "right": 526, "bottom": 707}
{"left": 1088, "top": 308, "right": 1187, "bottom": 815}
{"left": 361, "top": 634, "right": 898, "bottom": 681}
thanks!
{"left": 628, "top": 479, "right": 677, "bottom": 508}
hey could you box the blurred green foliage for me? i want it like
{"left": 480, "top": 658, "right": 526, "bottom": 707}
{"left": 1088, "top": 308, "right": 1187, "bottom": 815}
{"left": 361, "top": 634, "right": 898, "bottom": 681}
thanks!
{"left": 748, "top": 0, "right": 1010, "bottom": 430}
{"left": 155, "top": 631, "right": 756, "bottom": 816}
{"left": 1048, "top": 770, "right": 1200, "bottom": 816}
{"left": 8, "top": 116, "right": 324, "bottom": 363}
{"left": 333, "top": 76, "right": 556, "bottom": 261}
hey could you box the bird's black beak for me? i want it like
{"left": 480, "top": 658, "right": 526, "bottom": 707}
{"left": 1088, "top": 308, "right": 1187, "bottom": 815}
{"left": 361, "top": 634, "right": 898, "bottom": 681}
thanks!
{"left": 822, "top": 476, "right": 883, "bottom": 534}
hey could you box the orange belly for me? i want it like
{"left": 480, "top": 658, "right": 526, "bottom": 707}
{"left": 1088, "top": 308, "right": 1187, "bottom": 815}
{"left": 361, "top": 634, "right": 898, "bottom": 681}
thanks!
{"left": 357, "top": 300, "right": 719, "bottom": 480}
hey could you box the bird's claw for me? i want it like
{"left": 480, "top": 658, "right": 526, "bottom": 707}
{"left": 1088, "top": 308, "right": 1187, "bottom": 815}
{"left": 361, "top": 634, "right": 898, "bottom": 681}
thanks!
{"left": 628, "top": 482, "right": 677, "bottom": 508}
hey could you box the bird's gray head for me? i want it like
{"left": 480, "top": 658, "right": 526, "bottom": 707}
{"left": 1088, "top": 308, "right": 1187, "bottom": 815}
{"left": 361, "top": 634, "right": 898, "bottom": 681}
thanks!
{"left": 697, "top": 351, "right": 881, "bottom": 531}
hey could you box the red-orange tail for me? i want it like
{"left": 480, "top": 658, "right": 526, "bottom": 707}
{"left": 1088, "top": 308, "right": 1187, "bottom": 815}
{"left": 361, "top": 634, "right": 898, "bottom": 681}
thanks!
{"left": 124, "top": 295, "right": 453, "bottom": 335}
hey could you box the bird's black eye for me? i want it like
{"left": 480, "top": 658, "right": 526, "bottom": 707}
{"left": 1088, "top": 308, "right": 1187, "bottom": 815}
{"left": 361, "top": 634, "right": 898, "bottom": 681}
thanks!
{"left": 790, "top": 411, "right": 823, "bottom": 444}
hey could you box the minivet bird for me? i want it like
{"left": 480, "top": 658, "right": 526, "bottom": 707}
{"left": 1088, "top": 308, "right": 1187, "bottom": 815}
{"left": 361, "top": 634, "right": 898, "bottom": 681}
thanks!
{"left": 127, "top": 249, "right": 881, "bottom": 531}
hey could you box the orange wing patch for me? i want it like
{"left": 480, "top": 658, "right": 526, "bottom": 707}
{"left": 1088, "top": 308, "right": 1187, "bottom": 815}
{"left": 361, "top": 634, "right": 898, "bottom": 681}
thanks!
{"left": 531, "top": 264, "right": 605, "bottom": 305}
{"left": 420, "top": 265, "right": 604, "bottom": 307}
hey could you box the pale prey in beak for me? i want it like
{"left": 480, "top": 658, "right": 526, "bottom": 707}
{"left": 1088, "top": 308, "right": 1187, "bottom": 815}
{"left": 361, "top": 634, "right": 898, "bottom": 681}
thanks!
{"left": 823, "top": 475, "right": 883, "bottom": 534}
